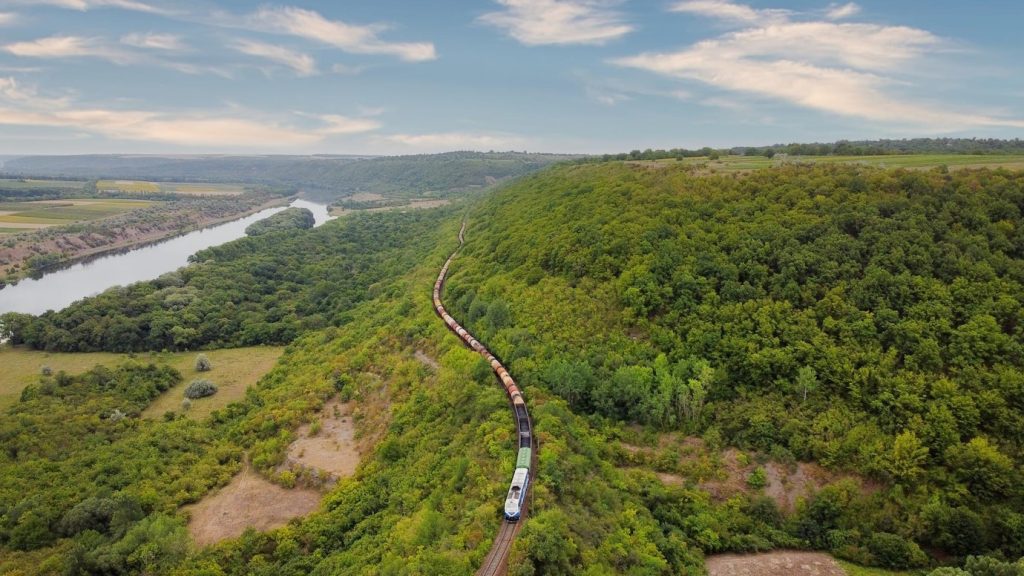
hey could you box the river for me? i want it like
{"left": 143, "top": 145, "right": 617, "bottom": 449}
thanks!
{"left": 0, "top": 198, "right": 334, "bottom": 315}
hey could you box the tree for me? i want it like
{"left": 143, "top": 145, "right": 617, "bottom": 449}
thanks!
{"left": 946, "top": 437, "right": 1016, "bottom": 500}
{"left": 796, "top": 366, "right": 818, "bottom": 403}
{"left": 887, "top": 430, "right": 929, "bottom": 484}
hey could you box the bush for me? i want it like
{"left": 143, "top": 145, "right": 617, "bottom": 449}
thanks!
{"left": 867, "top": 532, "right": 928, "bottom": 569}
{"left": 963, "top": 555, "right": 1024, "bottom": 576}
{"left": 747, "top": 467, "right": 768, "bottom": 489}
{"left": 194, "top": 354, "right": 212, "bottom": 372}
{"left": 184, "top": 380, "right": 217, "bottom": 399}
{"left": 40, "top": 365, "right": 52, "bottom": 376}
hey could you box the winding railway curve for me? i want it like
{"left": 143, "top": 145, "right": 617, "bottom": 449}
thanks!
{"left": 432, "top": 221, "right": 536, "bottom": 576}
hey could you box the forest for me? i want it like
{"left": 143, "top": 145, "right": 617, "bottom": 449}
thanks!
{"left": 0, "top": 152, "right": 577, "bottom": 199}
{"left": 3, "top": 159, "right": 1024, "bottom": 575}
{"left": 244, "top": 207, "right": 315, "bottom": 236}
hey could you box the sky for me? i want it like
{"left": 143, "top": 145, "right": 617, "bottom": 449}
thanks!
{"left": 0, "top": 0, "right": 1021, "bottom": 155}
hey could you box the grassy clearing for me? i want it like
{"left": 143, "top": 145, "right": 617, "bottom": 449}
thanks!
{"left": 0, "top": 345, "right": 284, "bottom": 414}
{"left": 837, "top": 561, "right": 927, "bottom": 576}
{"left": 142, "top": 347, "right": 285, "bottom": 420}
{"left": 0, "top": 227, "right": 27, "bottom": 234}
{"left": 0, "top": 179, "right": 86, "bottom": 190}
{"left": 0, "top": 198, "right": 154, "bottom": 227}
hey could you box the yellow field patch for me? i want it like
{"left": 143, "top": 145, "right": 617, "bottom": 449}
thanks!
{"left": 97, "top": 179, "right": 161, "bottom": 193}
{"left": 0, "top": 345, "right": 284, "bottom": 413}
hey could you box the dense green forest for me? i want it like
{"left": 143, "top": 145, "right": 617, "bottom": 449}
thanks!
{"left": 590, "top": 138, "right": 1024, "bottom": 162}
{"left": 4, "top": 159, "right": 1024, "bottom": 575}
{"left": 244, "top": 207, "right": 315, "bottom": 236}
{"left": 442, "top": 162, "right": 1024, "bottom": 572}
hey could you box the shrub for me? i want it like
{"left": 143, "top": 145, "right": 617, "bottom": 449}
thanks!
{"left": 963, "top": 555, "right": 1024, "bottom": 576}
{"left": 194, "top": 354, "right": 212, "bottom": 372}
{"left": 747, "top": 467, "right": 768, "bottom": 489}
{"left": 867, "top": 532, "right": 928, "bottom": 569}
{"left": 40, "top": 365, "right": 52, "bottom": 376}
{"left": 184, "top": 380, "right": 217, "bottom": 399}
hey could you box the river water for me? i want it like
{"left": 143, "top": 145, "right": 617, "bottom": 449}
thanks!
{"left": 0, "top": 198, "right": 334, "bottom": 315}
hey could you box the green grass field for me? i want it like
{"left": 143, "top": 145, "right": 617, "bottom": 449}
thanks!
{"left": 0, "top": 179, "right": 87, "bottom": 190}
{"left": 0, "top": 198, "right": 154, "bottom": 232}
{"left": 0, "top": 345, "right": 284, "bottom": 415}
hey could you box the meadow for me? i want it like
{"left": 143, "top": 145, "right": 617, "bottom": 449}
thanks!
{"left": 0, "top": 198, "right": 154, "bottom": 233}
{"left": 0, "top": 344, "right": 284, "bottom": 411}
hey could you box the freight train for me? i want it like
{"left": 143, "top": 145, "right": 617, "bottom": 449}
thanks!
{"left": 433, "top": 227, "right": 533, "bottom": 522}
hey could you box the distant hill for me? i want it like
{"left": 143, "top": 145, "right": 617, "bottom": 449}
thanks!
{"left": 0, "top": 151, "right": 579, "bottom": 201}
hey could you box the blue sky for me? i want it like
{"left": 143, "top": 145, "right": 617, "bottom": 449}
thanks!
{"left": 0, "top": 0, "right": 1021, "bottom": 155}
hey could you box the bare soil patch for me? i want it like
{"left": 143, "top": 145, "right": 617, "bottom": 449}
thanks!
{"left": 414, "top": 350, "right": 439, "bottom": 371}
{"left": 281, "top": 398, "right": 362, "bottom": 483}
{"left": 707, "top": 551, "right": 847, "bottom": 576}
{"left": 185, "top": 468, "right": 321, "bottom": 547}
{"left": 621, "top": 434, "right": 875, "bottom": 513}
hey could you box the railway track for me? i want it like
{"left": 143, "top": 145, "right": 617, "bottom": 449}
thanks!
{"left": 432, "top": 220, "right": 535, "bottom": 576}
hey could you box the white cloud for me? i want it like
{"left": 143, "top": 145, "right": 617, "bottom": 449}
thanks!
{"left": 317, "top": 114, "right": 380, "bottom": 134}
{"left": 0, "top": 11, "right": 17, "bottom": 25}
{"left": 385, "top": 131, "right": 528, "bottom": 151}
{"left": 3, "top": 35, "right": 135, "bottom": 64}
{"left": 8, "top": 0, "right": 173, "bottom": 15}
{"left": 0, "top": 76, "right": 381, "bottom": 148}
{"left": 121, "top": 33, "right": 186, "bottom": 51}
{"left": 244, "top": 6, "right": 436, "bottom": 62}
{"left": 614, "top": 2, "right": 1024, "bottom": 130}
{"left": 231, "top": 39, "right": 316, "bottom": 76}
{"left": 669, "top": 0, "right": 789, "bottom": 25}
{"left": 480, "top": 0, "right": 633, "bottom": 46}
{"left": 826, "top": 2, "right": 860, "bottom": 20}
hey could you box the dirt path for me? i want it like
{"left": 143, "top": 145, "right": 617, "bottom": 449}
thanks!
{"left": 706, "top": 551, "right": 847, "bottom": 576}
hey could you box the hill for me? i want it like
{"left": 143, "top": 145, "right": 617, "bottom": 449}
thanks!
{"left": 0, "top": 152, "right": 578, "bottom": 202}
{"left": 4, "top": 160, "right": 1024, "bottom": 575}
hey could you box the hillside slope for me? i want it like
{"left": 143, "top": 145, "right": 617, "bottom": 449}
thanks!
{"left": 443, "top": 161, "right": 1024, "bottom": 567}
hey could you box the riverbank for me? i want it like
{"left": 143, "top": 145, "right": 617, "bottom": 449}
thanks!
{"left": 0, "top": 195, "right": 291, "bottom": 285}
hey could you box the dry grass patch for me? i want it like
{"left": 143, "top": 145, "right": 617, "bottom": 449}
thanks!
{"left": 280, "top": 398, "right": 362, "bottom": 485}
{"left": 0, "top": 345, "right": 283, "bottom": 413}
{"left": 184, "top": 468, "right": 321, "bottom": 547}
{"left": 706, "top": 551, "right": 848, "bottom": 576}
{"left": 142, "top": 347, "right": 285, "bottom": 420}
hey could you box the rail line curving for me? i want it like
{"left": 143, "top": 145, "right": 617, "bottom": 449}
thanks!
{"left": 432, "top": 221, "right": 536, "bottom": 576}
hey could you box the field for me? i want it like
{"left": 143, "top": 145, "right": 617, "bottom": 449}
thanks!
{"left": 649, "top": 153, "right": 1024, "bottom": 172}
{"left": 0, "top": 178, "right": 86, "bottom": 190}
{"left": 0, "top": 345, "right": 284, "bottom": 412}
{"left": 0, "top": 198, "right": 154, "bottom": 233}
{"left": 142, "top": 346, "right": 285, "bottom": 419}
{"left": 97, "top": 180, "right": 247, "bottom": 196}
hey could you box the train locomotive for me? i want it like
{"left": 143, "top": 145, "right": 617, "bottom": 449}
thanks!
{"left": 433, "top": 227, "right": 534, "bottom": 523}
